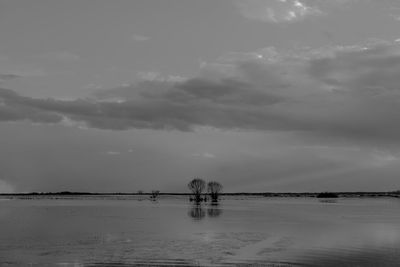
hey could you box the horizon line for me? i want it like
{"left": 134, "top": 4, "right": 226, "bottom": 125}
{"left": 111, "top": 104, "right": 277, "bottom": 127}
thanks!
{"left": 1, "top": 190, "right": 400, "bottom": 196}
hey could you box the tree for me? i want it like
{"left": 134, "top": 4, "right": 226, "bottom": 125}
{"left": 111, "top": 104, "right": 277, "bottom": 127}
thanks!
{"left": 207, "top": 181, "right": 223, "bottom": 202}
{"left": 150, "top": 190, "right": 160, "bottom": 200}
{"left": 188, "top": 178, "right": 206, "bottom": 202}
{"left": 316, "top": 192, "right": 338, "bottom": 198}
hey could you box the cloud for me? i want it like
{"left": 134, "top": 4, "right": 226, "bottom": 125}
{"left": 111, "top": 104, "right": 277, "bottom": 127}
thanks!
{"left": 0, "top": 88, "right": 64, "bottom": 123}
{"left": 59, "top": 116, "right": 88, "bottom": 129}
{"left": 36, "top": 51, "right": 80, "bottom": 62}
{"left": 235, "top": 0, "right": 322, "bottom": 23}
{"left": 106, "top": 151, "right": 121, "bottom": 155}
{"left": 0, "top": 179, "right": 15, "bottom": 193}
{"left": 136, "top": 71, "right": 186, "bottom": 82}
{"left": 83, "top": 83, "right": 103, "bottom": 90}
{"left": 234, "top": 0, "right": 370, "bottom": 23}
{"left": 2, "top": 41, "right": 400, "bottom": 145}
{"left": 193, "top": 152, "right": 216, "bottom": 159}
{"left": 0, "top": 68, "right": 46, "bottom": 78}
{"left": 0, "top": 73, "right": 22, "bottom": 82}
{"left": 370, "top": 150, "right": 399, "bottom": 167}
{"left": 132, "top": 34, "right": 150, "bottom": 42}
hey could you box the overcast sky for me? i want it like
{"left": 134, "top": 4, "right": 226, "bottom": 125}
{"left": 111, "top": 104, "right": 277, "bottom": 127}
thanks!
{"left": 1, "top": 0, "right": 400, "bottom": 193}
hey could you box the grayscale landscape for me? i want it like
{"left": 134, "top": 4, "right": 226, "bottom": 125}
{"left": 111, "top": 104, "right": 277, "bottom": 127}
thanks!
{"left": 1, "top": 0, "right": 400, "bottom": 266}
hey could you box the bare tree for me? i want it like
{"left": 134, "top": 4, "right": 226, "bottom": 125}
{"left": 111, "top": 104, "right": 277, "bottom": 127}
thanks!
{"left": 150, "top": 190, "right": 160, "bottom": 200}
{"left": 188, "top": 178, "right": 206, "bottom": 202}
{"left": 207, "top": 181, "right": 223, "bottom": 202}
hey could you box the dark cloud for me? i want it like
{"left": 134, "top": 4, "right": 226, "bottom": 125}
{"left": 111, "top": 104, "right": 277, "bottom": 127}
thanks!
{"left": 0, "top": 88, "right": 63, "bottom": 123}
{"left": 2, "top": 43, "right": 400, "bottom": 143}
{"left": 94, "top": 76, "right": 283, "bottom": 106}
{"left": 308, "top": 45, "right": 400, "bottom": 92}
{"left": 93, "top": 80, "right": 175, "bottom": 101}
{"left": 0, "top": 84, "right": 287, "bottom": 131}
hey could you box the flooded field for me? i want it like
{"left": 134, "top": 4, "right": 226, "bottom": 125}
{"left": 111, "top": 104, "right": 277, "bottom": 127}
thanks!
{"left": 1, "top": 196, "right": 400, "bottom": 266}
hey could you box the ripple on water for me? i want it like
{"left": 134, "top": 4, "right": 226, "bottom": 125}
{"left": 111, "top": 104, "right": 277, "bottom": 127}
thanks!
{"left": 295, "top": 246, "right": 400, "bottom": 267}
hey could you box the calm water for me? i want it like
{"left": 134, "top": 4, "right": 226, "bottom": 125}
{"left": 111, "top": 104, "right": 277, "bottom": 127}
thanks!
{"left": 0, "top": 196, "right": 400, "bottom": 266}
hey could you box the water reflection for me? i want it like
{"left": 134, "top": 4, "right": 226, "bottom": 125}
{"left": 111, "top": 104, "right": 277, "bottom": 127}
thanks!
{"left": 188, "top": 203, "right": 222, "bottom": 220}
{"left": 188, "top": 204, "right": 205, "bottom": 220}
{"left": 207, "top": 203, "right": 222, "bottom": 218}
{"left": 318, "top": 199, "right": 338, "bottom": 204}
{"left": 3, "top": 197, "right": 400, "bottom": 266}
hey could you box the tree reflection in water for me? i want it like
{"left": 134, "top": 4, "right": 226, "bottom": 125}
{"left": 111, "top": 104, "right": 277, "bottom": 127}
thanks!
{"left": 188, "top": 203, "right": 222, "bottom": 220}
{"left": 207, "top": 203, "right": 222, "bottom": 218}
{"left": 188, "top": 204, "right": 206, "bottom": 220}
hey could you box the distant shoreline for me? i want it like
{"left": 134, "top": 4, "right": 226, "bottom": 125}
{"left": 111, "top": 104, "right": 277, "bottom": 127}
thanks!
{"left": 1, "top": 191, "right": 399, "bottom": 198}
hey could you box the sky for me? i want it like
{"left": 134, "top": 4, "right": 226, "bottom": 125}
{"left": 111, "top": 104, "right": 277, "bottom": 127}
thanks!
{"left": 1, "top": 0, "right": 400, "bottom": 193}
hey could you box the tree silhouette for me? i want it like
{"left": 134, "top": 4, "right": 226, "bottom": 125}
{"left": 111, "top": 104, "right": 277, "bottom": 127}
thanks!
{"left": 207, "top": 181, "right": 223, "bottom": 202}
{"left": 150, "top": 190, "right": 160, "bottom": 200}
{"left": 188, "top": 178, "right": 206, "bottom": 203}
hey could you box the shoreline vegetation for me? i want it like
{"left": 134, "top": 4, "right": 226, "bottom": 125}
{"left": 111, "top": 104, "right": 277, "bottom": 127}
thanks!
{"left": 1, "top": 191, "right": 400, "bottom": 198}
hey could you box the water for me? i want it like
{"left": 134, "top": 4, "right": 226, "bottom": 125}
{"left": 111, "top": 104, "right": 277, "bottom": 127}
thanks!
{"left": 0, "top": 196, "right": 400, "bottom": 266}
